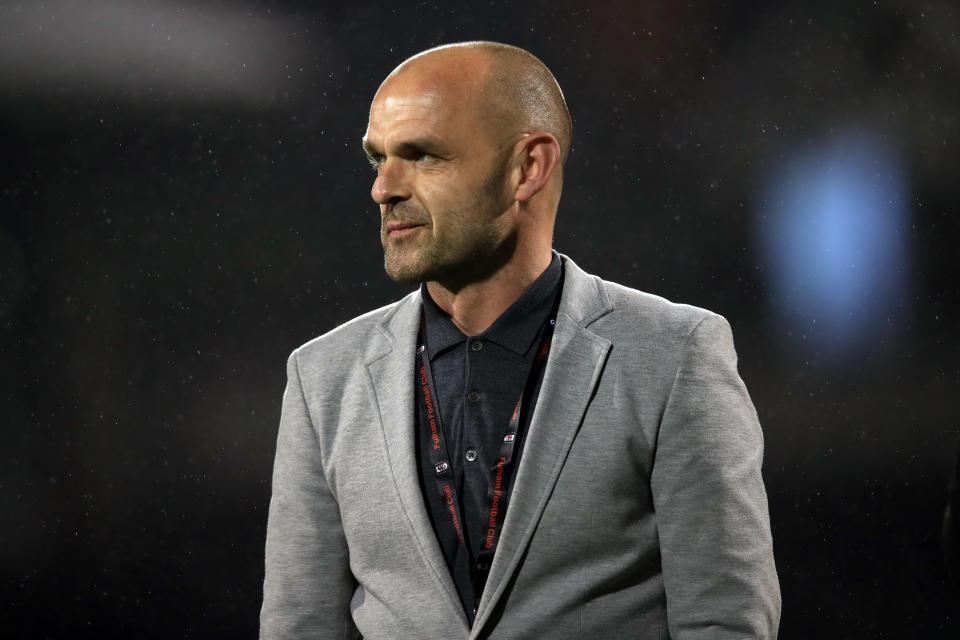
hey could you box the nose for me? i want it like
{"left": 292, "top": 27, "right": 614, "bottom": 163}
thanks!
{"left": 371, "top": 159, "right": 412, "bottom": 206}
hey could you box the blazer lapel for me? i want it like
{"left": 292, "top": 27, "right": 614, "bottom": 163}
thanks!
{"left": 365, "top": 292, "right": 470, "bottom": 631}
{"left": 472, "top": 256, "right": 614, "bottom": 634}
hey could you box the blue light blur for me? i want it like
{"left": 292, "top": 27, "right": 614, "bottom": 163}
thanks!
{"left": 756, "top": 132, "right": 911, "bottom": 355}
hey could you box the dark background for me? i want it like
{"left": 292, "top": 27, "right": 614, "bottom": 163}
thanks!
{"left": 2, "top": 1, "right": 958, "bottom": 637}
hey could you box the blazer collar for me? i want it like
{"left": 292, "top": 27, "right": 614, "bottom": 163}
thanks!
{"left": 365, "top": 254, "right": 614, "bottom": 635}
{"left": 365, "top": 289, "right": 473, "bottom": 633}
{"left": 469, "top": 255, "right": 613, "bottom": 635}
{"left": 553, "top": 253, "right": 614, "bottom": 328}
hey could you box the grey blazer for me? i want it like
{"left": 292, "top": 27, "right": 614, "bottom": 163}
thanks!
{"left": 260, "top": 255, "right": 781, "bottom": 639}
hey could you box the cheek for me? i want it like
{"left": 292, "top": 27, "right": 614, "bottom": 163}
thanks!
{"left": 414, "top": 180, "right": 457, "bottom": 223}
{"left": 419, "top": 167, "right": 487, "bottom": 207}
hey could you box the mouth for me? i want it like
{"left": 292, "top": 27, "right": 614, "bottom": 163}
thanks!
{"left": 386, "top": 221, "right": 426, "bottom": 237}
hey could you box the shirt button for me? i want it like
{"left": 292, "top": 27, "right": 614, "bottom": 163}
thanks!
{"left": 465, "top": 449, "right": 478, "bottom": 462}
{"left": 471, "top": 341, "right": 483, "bottom": 351}
{"left": 467, "top": 390, "right": 481, "bottom": 403}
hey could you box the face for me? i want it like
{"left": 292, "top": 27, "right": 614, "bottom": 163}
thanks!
{"left": 362, "top": 67, "right": 514, "bottom": 285}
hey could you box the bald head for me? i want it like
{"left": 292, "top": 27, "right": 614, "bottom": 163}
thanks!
{"left": 364, "top": 42, "right": 567, "bottom": 290}
{"left": 383, "top": 41, "right": 572, "bottom": 165}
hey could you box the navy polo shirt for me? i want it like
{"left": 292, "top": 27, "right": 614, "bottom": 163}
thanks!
{"left": 415, "top": 253, "right": 563, "bottom": 622}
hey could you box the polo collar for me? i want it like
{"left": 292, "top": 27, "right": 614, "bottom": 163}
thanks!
{"left": 420, "top": 252, "right": 563, "bottom": 358}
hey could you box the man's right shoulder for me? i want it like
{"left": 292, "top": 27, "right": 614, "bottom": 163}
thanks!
{"left": 289, "top": 290, "right": 418, "bottom": 365}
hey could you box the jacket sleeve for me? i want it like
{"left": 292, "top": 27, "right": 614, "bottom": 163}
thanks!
{"left": 650, "top": 313, "right": 781, "bottom": 639}
{"left": 260, "top": 349, "right": 359, "bottom": 640}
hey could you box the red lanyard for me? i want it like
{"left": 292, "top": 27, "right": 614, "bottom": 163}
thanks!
{"left": 415, "top": 314, "right": 556, "bottom": 609}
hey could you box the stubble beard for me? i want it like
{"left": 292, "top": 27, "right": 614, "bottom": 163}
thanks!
{"left": 381, "top": 204, "right": 502, "bottom": 285}
{"left": 381, "top": 162, "right": 510, "bottom": 286}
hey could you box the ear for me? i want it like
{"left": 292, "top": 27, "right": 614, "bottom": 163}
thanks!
{"left": 512, "top": 132, "right": 561, "bottom": 202}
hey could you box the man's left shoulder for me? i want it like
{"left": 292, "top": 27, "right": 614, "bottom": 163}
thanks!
{"left": 590, "top": 275, "right": 731, "bottom": 354}
{"left": 559, "top": 255, "right": 734, "bottom": 358}
{"left": 602, "top": 278, "right": 717, "bottom": 330}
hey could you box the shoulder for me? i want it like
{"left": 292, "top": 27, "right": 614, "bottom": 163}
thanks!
{"left": 559, "top": 256, "right": 732, "bottom": 365}
{"left": 290, "top": 290, "right": 419, "bottom": 366}
{"left": 561, "top": 255, "right": 722, "bottom": 345}
{"left": 601, "top": 279, "right": 716, "bottom": 333}
{"left": 599, "top": 279, "right": 733, "bottom": 362}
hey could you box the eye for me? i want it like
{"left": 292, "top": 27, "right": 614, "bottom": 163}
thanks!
{"left": 367, "top": 154, "right": 384, "bottom": 171}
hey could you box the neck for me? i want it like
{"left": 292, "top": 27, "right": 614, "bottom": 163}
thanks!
{"left": 426, "top": 250, "right": 553, "bottom": 336}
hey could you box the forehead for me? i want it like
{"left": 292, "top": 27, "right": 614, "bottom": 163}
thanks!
{"left": 364, "top": 64, "right": 486, "bottom": 146}
{"left": 369, "top": 86, "right": 449, "bottom": 131}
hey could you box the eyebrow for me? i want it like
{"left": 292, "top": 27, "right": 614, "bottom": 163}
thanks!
{"left": 361, "top": 135, "right": 448, "bottom": 160}
{"left": 361, "top": 137, "right": 379, "bottom": 159}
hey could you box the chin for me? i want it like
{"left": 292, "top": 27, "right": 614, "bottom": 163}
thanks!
{"left": 383, "top": 253, "right": 430, "bottom": 284}
{"left": 384, "top": 267, "right": 424, "bottom": 285}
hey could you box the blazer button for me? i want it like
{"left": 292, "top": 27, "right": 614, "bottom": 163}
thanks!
{"left": 467, "top": 391, "right": 481, "bottom": 403}
{"left": 465, "top": 449, "right": 478, "bottom": 462}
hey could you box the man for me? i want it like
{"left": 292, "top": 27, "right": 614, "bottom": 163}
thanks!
{"left": 260, "top": 41, "right": 780, "bottom": 639}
